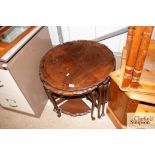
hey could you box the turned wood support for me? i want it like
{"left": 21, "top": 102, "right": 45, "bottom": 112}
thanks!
{"left": 121, "top": 26, "right": 145, "bottom": 89}
{"left": 121, "top": 27, "right": 135, "bottom": 71}
{"left": 125, "top": 26, "right": 135, "bottom": 59}
{"left": 130, "top": 26, "right": 154, "bottom": 88}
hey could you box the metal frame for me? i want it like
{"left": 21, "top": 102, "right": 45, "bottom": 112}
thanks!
{"left": 56, "top": 26, "right": 128, "bottom": 44}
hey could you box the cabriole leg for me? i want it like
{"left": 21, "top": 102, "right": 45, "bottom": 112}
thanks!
{"left": 98, "top": 84, "right": 104, "bottom": 118}
{"left": 101, "top": 77, "right": 110, "bottom": 116}
{"left": 89, "top": 91, "right": 96, "bottom": 120}
{"left": 46, "top": 89, "right": 61, "bottom": 117}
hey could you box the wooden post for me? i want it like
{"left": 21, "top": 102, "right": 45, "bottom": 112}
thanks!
{"left": 130, "top": 26, "right": 154, "bottom": 88}
{"left": 121, "top": 26, "right": 145, "bottom": 89}
{"left": 125, "top": 26, "right": 135, "bottom": 58}
{"left": 120, "top": 27, "right": 135, "bottom": 79}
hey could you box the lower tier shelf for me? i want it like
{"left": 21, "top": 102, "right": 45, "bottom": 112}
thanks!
{"left": 59, "top": 98, "right": 91, "bottom": 116}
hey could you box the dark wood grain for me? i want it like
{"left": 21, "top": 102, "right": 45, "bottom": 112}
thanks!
{"left": 40, "top": 40, "right": 115, "bottom": 119}
{"left": 40, "top": 40, "right": 115, "bottom": 96}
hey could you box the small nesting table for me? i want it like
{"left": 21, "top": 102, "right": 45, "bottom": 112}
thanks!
{"left": 40, "top": 40, "right": 115, "bottom": 120}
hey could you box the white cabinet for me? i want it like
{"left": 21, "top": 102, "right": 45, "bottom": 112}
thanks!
{"left": 0, "top": 69, "right": 35, "bottom": 114}
{"left": 0, "top": 69, "right": 24, "bottom": 94}
{"left": 0, "top": 27, "right": 52, "bottom": 116}
{"left": 0, "top": 92, "right": 35, "bottom": 115}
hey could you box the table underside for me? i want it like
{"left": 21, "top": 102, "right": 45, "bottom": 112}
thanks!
{"left": 44, "top": 77, "right": 110, "bottom": 120}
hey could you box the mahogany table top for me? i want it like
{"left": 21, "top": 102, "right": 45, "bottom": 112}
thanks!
{"left": 40, "top": 40, "right": 115, "bottom": 95}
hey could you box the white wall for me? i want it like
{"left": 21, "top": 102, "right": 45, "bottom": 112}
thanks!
{"left": 48, "top": 26, "right": 60, "bottom": 45}
{"left": 48, "top": 26, "right": 128, "bottom": 53}
{"left": 95, "top": 26, "right": 127, "bottom": 53}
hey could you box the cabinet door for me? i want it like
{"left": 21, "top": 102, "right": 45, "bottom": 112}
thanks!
{"left": 8, "top": 27, "right": 51, "bottom": 116}
{"left": 0, "top": 69, "right": 34, "bottom": 115}
{"left": 0, "top": 92, "right": 34, "bottom": 114}
{"left": 0, "top": 69, "right": 24, "bottom": 94}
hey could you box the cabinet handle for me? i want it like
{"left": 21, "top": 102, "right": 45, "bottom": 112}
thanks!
{"left": 6, "top": 99, "right": 18, "bottom": 107}
{"left": 0, "top": 81, "right": 3, "bottom": 87}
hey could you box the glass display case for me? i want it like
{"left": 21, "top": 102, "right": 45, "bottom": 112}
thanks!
{"left": 0, "top": 26, "right": 38, "bottom": 62}
{"left": 0, "top": 26, "right": 30, "bottom": 43}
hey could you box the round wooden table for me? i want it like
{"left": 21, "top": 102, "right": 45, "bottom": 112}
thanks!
{"left": 40, "top": 40, "right": 115, "bottom": 120}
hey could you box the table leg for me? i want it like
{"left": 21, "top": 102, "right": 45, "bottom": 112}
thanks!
{"left": 101, "top": 77, "right": 110, "bottom": 116}
{"left": 97, "top": 84, "right": 104, "bottom": 118}
{"left": 46, "top": 89, "right": 61, "bottom": 117}
{"left": 89, "top": 91, "right": 96, "bottom": 120}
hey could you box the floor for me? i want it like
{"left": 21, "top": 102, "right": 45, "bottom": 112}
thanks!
{"left": 0, "top": 99, "right": 115, "bottom": 129}
{"left": 0, "top": 54, "right": 121, "bottom": 129}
